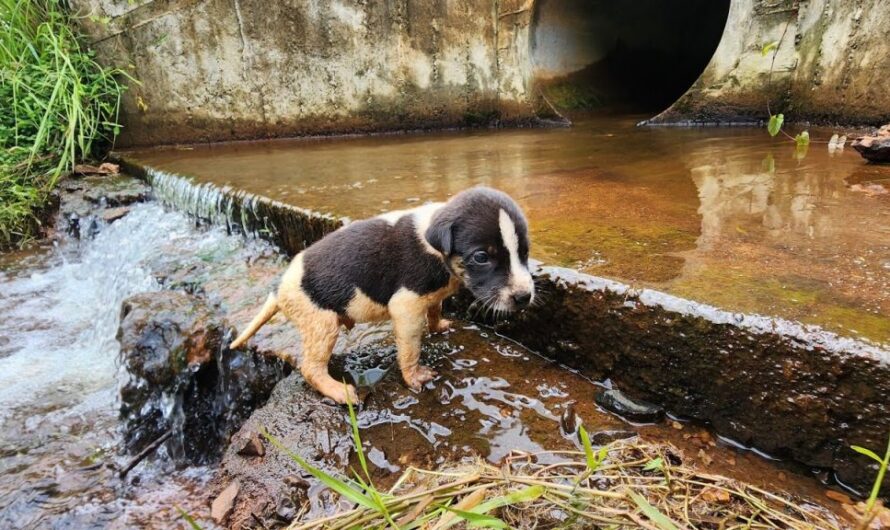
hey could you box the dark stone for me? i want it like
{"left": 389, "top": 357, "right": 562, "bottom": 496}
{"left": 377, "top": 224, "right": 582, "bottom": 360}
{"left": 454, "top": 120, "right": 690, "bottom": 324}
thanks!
{"left": 559, "top": 402, "right": 577, "bottom": 435}
{"left": 56, "top": 174, "right": 150, "bottom": 238}
{"left": 450, "top": 265, "right": 890, "bottom": 496}
{"left": 589, "top": 430, "right": 637, "bottom": 446}
{"left": 851, "top": 124, "right": 890, "bottom": 163}
{"left": 234, "top": 432, "right": 266, "bottom": 457}
{"left": 117, "top": 291, "right": 290, "bottom": 464}
{"left": 595, "top": 389, "right": 665, "bottom": 423}
{"left": 215, "top": 374, "right": 352, "bottom": 529}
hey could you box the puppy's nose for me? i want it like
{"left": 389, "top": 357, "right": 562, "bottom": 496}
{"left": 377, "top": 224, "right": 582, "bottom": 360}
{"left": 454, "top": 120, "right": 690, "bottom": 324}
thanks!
{"left": 512, "top": 291, "right": 532, "bottom": 308}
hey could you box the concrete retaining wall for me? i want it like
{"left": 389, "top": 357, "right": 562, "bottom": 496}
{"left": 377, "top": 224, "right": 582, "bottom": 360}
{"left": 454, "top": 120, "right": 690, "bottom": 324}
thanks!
{"left": 650, "top": 0, "right": 890, "bottom": 125}
{"left": 75, "top": 0, "right": 890, "bottom": 145}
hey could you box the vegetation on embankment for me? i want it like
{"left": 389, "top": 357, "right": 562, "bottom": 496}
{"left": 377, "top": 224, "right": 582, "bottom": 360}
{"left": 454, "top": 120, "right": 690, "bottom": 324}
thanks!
{"left": 0, "top": 0, "right": 130, "bottom": 248}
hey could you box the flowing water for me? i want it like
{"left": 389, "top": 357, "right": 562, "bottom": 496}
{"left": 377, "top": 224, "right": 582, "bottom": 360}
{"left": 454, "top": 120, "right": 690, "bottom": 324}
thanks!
{"left": 128, "top": 114, "right": 890, "bottom": 346}
{"left": 0, "top": 204, "right": 276, "bottom": 528}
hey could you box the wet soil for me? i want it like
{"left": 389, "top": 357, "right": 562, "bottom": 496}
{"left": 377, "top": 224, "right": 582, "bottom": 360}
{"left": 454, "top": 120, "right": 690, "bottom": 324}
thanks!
{"left": 125, "top": 114, "right": 890, "bottom": 346}
{"left": 216, "top": 317, "right": 856, "bottom": 527}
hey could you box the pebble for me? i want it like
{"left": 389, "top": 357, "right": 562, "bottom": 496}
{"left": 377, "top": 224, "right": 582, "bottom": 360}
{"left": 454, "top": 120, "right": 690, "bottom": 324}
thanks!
{"left": 594, "top": 389, "right": 665, "bottom": 423}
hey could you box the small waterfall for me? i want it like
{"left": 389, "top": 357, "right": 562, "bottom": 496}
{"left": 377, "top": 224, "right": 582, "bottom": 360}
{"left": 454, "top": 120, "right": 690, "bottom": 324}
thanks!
{"left": 145, "top": 168, "right": 343, "bottom": 256}
{"left": 0, "top": 205, "right": 167, "bottom": 425}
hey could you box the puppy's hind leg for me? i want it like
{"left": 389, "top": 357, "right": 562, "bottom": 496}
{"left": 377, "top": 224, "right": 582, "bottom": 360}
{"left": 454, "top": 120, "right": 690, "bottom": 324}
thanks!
{"left": 390, "top": 291, "right": 437, "bottom": 391}
{"left": 279, "top": 295, "right": 357, "bottom": 405}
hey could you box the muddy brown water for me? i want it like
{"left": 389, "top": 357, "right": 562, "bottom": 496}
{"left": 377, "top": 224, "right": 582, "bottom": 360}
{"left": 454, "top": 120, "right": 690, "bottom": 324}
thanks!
{"left": 127, "top": 114, "right": 890, "bottom": 347}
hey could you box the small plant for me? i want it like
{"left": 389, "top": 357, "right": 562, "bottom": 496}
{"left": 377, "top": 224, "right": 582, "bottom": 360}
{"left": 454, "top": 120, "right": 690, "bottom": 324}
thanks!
{"left": 851, "top": 432, "right": 890, "bottom": 522}
{"left": 761, "top": 31, "right": 813, "bottom": 155}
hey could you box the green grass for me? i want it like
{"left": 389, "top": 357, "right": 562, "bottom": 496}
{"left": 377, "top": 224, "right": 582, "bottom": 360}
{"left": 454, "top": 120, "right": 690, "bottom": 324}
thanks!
{"left": 0, "top": 0, "right": 131, "bottom": 248}
{"left": 851, "top": 433, "right": 890, "bottom": 519}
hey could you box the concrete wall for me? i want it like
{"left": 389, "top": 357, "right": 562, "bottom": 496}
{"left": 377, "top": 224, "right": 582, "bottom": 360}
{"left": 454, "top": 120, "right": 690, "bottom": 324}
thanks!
{"left": 73, "top": 0, "right": 541, "bottom": 146}
{"left": 650, "top": 0, "right": 890, "bottom": 125}
{"left": 74, "top": 0, "right": 890, "bottom": 146}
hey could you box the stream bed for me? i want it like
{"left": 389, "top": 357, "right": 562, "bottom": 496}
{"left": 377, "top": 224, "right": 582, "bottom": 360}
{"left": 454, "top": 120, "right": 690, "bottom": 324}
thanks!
{"left": 0, "top": 189, "right": 854, "bottom": 528}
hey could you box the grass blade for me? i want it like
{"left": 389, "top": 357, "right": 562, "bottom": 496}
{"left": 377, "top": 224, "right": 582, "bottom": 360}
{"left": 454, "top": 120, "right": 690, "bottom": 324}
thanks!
{"left": 174, "top": 505, "right": 204, "bottom": 530}
{"left": 579, "top": 424, "right": 596, "bottom": 471}
{"left": 851, "top": 445, "right": 883, "bottom": 464}
{"left": 442, "top": 507, "right": 509, "bottom": 529}
{"left": 627, "top": 489, "right": 681, "bottom": 530}
{"left": 260, "top": 427, "right": 378, "bottom": 511}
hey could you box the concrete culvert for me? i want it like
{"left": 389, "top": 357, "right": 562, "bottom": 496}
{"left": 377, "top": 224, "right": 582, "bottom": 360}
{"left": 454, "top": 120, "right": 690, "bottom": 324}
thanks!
{"left": 530, "top": 0, "right": 730, "bottom": 113}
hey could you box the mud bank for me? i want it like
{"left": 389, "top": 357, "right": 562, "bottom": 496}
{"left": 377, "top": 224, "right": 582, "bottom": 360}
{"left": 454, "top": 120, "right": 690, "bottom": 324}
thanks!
{"left": 121, "top": 161, "right": 890, "bottom": 497}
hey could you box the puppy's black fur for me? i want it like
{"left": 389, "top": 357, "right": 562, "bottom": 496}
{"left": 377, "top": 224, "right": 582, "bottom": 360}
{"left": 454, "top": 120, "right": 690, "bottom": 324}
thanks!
{"left": 427, "top": 187, "right": 531, "bottom": 306}
{"left": 302, "top": 216, "right": 451, "bottom": 313}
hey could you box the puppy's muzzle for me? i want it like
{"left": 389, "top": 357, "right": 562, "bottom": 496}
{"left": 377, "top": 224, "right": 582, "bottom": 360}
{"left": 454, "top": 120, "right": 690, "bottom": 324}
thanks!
{"left": 512, "top": 290, "right": 532, "bottom": 309}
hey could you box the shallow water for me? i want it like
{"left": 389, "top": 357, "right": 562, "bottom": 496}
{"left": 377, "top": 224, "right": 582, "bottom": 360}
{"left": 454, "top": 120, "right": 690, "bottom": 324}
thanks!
{"left": 128, "top": 115, "right": 890, "bottom": 345}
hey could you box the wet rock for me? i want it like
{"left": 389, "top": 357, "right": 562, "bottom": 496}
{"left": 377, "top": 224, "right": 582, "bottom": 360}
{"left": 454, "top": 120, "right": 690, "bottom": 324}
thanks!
{"left": 595, "top": 389, "right": 665, "bottom": 423}
{"left": 211, "top": 480, "right": 240, "bottom": 524}
{"left": 589, "top": 430, "right": 637, "bottom": 446}
{"left": 234, "top": 432, "right": 265, "bottom": 457}
{"left": 56, "top": 174, "right": 150, "bottom": 238}
{"left": 215, "top": 374, "right": 352, "bottom": 529}
{"left": 100, "top": 206, "right": 130, "bottom": 223}
{"left": 852, "top": 124, "right": 890, "bottom": 163}
{"left": 117, "top": 292, "right": 289, "bottom": 464}
{"left": 559, "top": 402, "right": 577, "bottom": 435}
{"left": 80, "top": 174, "right": 150, "bottom": 207}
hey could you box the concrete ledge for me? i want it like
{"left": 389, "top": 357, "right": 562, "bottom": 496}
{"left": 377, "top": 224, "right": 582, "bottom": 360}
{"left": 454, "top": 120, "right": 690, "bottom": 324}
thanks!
{"left": 450, "top": 266, "right": 889, "bottom": 495}
{"left": 118, "top": 159, "right": 343, "bottom": 255}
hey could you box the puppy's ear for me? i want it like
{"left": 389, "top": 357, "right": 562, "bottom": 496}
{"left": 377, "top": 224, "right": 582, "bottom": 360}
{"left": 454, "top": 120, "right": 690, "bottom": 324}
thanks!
{"left": 425, "top": 215, "right": 453, "bottom": 256}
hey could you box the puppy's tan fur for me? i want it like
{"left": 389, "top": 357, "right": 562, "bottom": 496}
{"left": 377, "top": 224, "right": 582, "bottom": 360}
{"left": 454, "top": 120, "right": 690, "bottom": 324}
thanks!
{"left": 230, "top": 205, "right": 458, "bottom": 404}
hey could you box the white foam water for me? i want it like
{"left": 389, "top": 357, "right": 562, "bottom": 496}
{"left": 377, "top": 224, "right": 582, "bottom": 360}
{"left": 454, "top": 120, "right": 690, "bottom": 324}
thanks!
{"left": 0, "top": 203, "right": 249, "bottom": 529}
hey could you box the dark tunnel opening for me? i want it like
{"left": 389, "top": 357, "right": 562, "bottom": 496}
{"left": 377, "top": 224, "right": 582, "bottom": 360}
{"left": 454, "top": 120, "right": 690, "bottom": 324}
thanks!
{"left": 530, "top": 0, "right": 731, "bottom": 114}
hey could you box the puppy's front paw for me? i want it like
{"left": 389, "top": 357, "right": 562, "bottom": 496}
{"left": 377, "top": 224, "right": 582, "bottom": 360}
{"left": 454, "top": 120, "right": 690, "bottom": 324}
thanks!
{"left": 429, "top": 318, "right": 453, "bottom": 334}
{"left": 402, "top": 365, "right": 437, "bottom": 391}
{"left": 317, "top": 381, "right": 359, "bottom": 405}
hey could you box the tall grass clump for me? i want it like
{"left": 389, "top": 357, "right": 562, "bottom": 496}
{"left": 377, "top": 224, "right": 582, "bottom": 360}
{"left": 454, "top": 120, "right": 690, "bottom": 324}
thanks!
{"left": 0, "top": 0, "right": 131, "bottom": 248}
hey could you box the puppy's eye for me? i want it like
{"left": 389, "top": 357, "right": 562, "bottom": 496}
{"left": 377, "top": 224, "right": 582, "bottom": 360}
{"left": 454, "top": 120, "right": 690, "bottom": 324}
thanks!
{"left": 470, "top": 250, "right": 490, "bottom": 265}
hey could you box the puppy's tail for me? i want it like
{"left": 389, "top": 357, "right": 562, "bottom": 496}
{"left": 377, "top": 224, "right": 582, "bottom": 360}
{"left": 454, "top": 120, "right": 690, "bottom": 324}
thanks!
{"left": 230, "top": 293, "right": 279, "bottom": 349}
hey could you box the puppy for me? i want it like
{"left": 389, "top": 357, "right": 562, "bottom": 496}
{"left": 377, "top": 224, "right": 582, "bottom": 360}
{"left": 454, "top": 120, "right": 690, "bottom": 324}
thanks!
{"left": 229, "top": 186, "right": 534, "bottom": 404}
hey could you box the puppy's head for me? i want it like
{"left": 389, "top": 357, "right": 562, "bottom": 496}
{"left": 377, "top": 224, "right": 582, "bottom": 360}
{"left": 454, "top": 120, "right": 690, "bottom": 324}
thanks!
{"left": 426, "top": 186, "right": 534, "bottom": 313}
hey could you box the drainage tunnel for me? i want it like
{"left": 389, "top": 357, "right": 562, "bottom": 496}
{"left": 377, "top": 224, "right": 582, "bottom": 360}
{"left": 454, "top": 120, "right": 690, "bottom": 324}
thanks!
{"left": 530, "top": 0, "right": 731, "bottom": 113}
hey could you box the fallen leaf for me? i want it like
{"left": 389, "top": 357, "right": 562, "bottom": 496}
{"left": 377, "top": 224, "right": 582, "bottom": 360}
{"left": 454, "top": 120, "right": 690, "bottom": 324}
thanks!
{"left": 700, "top": 487, "right": 731, "bottom": 503}
{"left": 98, "top": 162, "right": 120, "bottom": 175}
{"left": 697, "top": 449, "right": 713, "bottom": 466}
{"left": 671, "top": 421, "right": 683, "bottom": 430}
{"left": 725, "top": 457, "right": 736, "bottom": 466}
{"left": 824, "top": 490, "right": 853, "bottom": 504}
